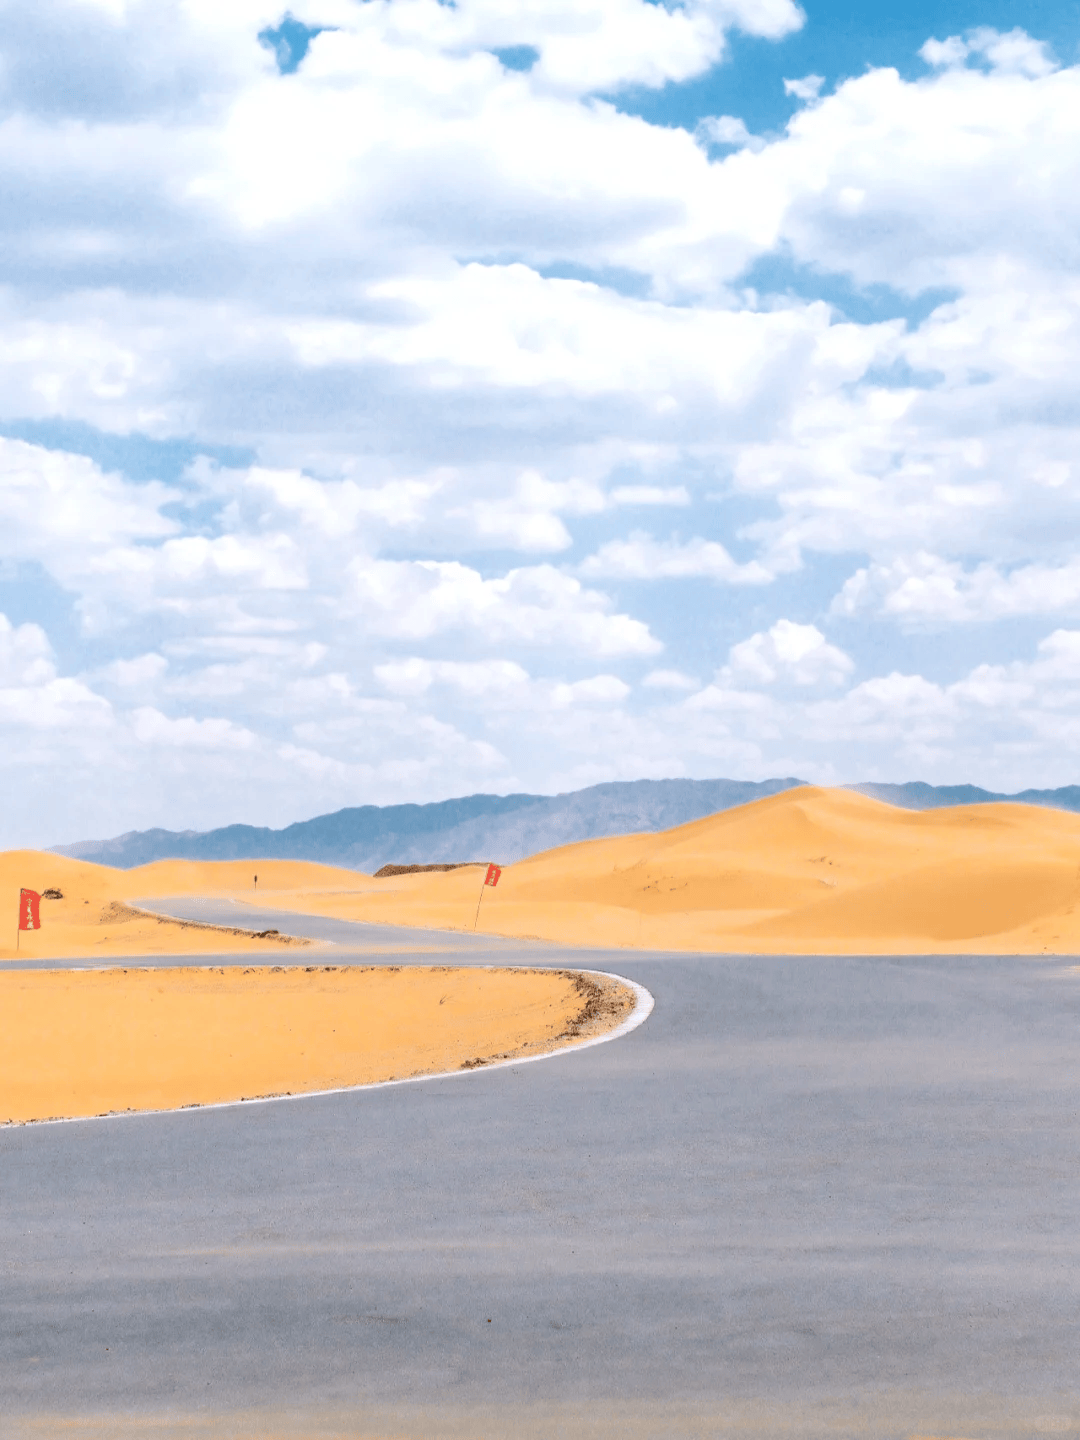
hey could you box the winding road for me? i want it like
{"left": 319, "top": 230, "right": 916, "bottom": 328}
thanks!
{"left": 3, "top": 901, "right": 1080, "bottom": 1438}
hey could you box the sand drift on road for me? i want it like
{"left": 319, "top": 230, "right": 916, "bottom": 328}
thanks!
{"left": 0, "top": 964, "right": 636, "bottom": 1124}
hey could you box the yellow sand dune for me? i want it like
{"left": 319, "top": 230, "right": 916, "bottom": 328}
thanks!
{"left": 254, "top": 787, "right": 1080, "bottom": 953}
{"left": 3, "top": 784, "right": 1076, "bottom": 1120}
{"left": 0, "top": 851, "right": 368, "bottom": 961}
{"left": 6, "top": 787, "right": 1080, "bottom": 956}
{"left": 0, "top": 851, "right": 635, "bottom": 1122}
{"left": 0, "top": 964, "right": 625, "bottom": 1124}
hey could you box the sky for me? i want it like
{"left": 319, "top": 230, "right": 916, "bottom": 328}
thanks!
{"left": 2, "top": 0, "right": 1080, "bottom": 847}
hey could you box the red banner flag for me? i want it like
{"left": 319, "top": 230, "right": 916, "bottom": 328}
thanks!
{"left": 484, "top": 864, "right": 502, "bottom": 888}
{"left": 19, "top": 888, "right": 41, "bottom": 931}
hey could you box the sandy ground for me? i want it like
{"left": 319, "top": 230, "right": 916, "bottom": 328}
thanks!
{"left": 9, "top": 786, "right": 1080, "bottom": 959}
{"left": 4, "top": 783, "right": 1079, "bottom": 1118}
{"left": 3, "top": 1401, "right": 1041, "bottom": 1438}
{"left": 0, "top": 853, "right": 635, "bottom": 1123}
{"left": 0, "top": 853, "right": 367, "bottom": 961}
{"left": 202, "top": 786, "right": 1080, "bottom": 954}
{"left": 0, "top": 963, "right": 631, "bottom": 1124}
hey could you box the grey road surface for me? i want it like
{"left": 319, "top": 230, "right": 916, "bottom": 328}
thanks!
{"left": 3, "top": 904, "right": 1080, "bottom": 1438}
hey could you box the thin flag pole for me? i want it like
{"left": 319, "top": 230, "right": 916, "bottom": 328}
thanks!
{"left": 473, "top": 879, "right": 486, "bottom": 931}
{"left": 473, "top": 863, "right": 502, "bottom": 930}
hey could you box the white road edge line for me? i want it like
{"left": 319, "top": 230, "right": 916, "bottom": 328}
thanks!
{"left": 2, "top": 969, "right": 655, "bottom": 1130}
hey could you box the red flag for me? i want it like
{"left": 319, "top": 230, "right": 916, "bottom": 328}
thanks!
{"left": 19, "top": 889, "right": 41, "bottom": 931}
{"left": 484, "top": 863, "right": 502, "bottom": 888}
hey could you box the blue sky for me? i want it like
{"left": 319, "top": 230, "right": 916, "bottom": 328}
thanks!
{"left": 1, "top": 0, "right": 1079, "bottom": 846}
{"left": 628, "top": 0, "right": 1080, "bottom": 131}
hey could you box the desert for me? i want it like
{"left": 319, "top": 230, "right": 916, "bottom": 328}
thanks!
{"left": 0, "top": 848, "right": 638, "bottom": 1124}
{"left": 11, "top": 786, "right": 1080, "bottom": 972}
{"left": 7, "top": 787, "right": 1080, "bottom": 1434}
{"left": 59, "top": 786, "right": 1080, "bottom": 957}
{"left": 5, "top": 784, "right": 1079, "bottom": 1124}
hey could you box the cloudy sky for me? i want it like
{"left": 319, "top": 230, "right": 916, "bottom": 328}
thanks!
{"left": 2, "top": 0, "right": 1079, "bottom": 847}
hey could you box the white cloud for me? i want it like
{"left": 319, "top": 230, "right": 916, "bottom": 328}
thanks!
{"left": 0, "top": 613, "right": 113, "bottom": 739}
{"left": 919, "top": 36, "right": 970, "bottom": 69}
{"left": 349, "top": 559, "right": 661, "bottom": 655}
{"left": 130, "top": 706, "right": 258, "bottom": 750}
{"left": 643, "top": 668, "right": 699, "bottom": 690}
{"left": 833, "top": 553, "right": 1080, "bottom": 626}
{"left": 0, "top": 614, "right": 55, "bottom": 687}
{"left": 99, "top": 652, "right": 169, "bottom": 688}
{"left": 724, "top": 620, "right": 855, "bottom": 687}
{"left": 609, "top": 484, "right": 690, "bottom": 506}
{"left": 920, "top": 28, "right": 1058, "bottom": 78}
{"left": 551, "top": 673, "right": 630, "bottom": 706}
{"left": 373, "top": 657, "right": 531, "bottom": 699}
{"left": 5, "top": 7, "right": 1080, "bottom": 839}
{"left": 0, "top": 437, "right": 176, "bottom": 563}
{"left": 580, "top": 533, "right": 773, "bottom": 583}
{"left": 694, "top": 114, "right": 764, "bottom": 152}
{"left": 783, "top": 74, "right": 824, "bottom": 101}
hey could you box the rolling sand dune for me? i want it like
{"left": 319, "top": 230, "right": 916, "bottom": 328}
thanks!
{"left": 7, "top": 786, "right": 1080, "bottom": 958}
{"left": 0, "top": 964, "right": 627, "bottom": 1124}
{"left": 4, "top": 785, "right": 1078, "bottom": 1120}
{"left": 0, "top": 852, "right": 635, "bottom": 1122}
{"left": 0, "top": 852, "right": 364, "bottom": 960}
{"left": 244, "top": 786, "right": 1080, "bottom": 954}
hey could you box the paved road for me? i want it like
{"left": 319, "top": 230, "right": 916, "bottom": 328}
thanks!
{"left": 3, "top": 907, "right": 1080, "bottom": 1438}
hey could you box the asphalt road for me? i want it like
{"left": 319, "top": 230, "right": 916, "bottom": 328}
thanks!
{"left": 3, "top": 904, "right": 1080, "bottom": 1438}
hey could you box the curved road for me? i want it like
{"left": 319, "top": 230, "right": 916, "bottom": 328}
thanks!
{"left": 4, "top": 902, "right": 1080, "bottom": 1438}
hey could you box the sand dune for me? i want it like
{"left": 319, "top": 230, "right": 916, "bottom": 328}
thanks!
{"left": 0, "top": 964, "right": 629, "bottom": 1124}
{"left": 6, "top": 783, "right": 1080, "bottom": 960}
{"left": 0, "top": 851, "right": 636, "bottom": 1122}
{"left": 0, "top": 852, "right": 366, "bottom": 960}
{"left": 250, "top": 786, "right": 1080, "bottom": 953}
{"left": 4, "top": 786, "right": 1076, "bottom": 1120}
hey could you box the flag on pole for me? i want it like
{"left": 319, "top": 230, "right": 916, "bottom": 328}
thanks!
{"left": 474, "top": 863, "right": 502, "bottom": 929}
{"left": 19, "top": 889, "right": 41, "bottom": 931}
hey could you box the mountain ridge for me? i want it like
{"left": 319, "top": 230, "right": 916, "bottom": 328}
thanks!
{"left": 51, "top": 777, "right": 802, "bottom": 871}
{"left": 49, "top": 775, "right": 1080, "bottom": 872}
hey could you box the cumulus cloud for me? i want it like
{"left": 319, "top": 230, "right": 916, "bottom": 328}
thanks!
{"left": 130, "top": 706, "right": 258, "bottom": 751}
{"left": 921, "top": 28, "right": 1057, "bottom": 78}
{"left": 0, "top": 613, "right": 112, "bottom": 750}
{"left": 373, "top": 657, "right": 531, "bottom": 699}
{"left": 694, "top": 114, "right": 764, "bottom": 152}
{"left": 580, "top": 533, "right": 773, "bottom": 583}
{"left": 348, "top": 559, "right": 661, "bottom": 655}
{"left": 723, "top": 620, "right": 855, "bottom": 687}
{"left": 833, "top": 553, "right": 1080, "bottom": 626}
{"left": 0, "top": 614, "right": 55, "bottom": 687}
{"left": 4, "top": 6, "right": 1080, "bottom": 841}
{"left": 643, "top": 668, "right": 699, "bottom": 690}
{"left": 783, "top": 74, "right": 824, "bottom": 101}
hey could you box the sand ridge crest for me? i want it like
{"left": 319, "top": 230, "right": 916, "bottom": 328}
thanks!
{"left": 216, "top": 786, "right": 1080, "bottom": 954}
{"left": 8, "top": 785, "right": 1080, "bottom": 960}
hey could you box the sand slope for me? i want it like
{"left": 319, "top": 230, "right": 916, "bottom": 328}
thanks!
{"left": 0, "top": 852, "right": 367, "bottom": 960}
{"left": 6, "top": 785, "right": 1080, "bottom": 959}
{"left": 0, "top": 964, "right": 632, "bottom": 1124}
{"left": 258, "top": 787, "right": 1080, "bottom": 953}
{"left": 0, "top": 852, "right": 638, "bottom": 1122}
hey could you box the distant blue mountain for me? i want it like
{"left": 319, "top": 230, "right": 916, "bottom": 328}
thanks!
{"left": 51, "top": 775, "right": 1080, "bottom": 872}
{"left": 51, "top": 776, "right": 805, "bottom": 871}
{"left": 846, "top": 781, "right": 1080, "bottom": 813}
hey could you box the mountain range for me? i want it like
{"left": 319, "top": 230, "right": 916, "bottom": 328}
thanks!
{"left": 50, "top": 777, "right": 1080, "bottom": 872}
